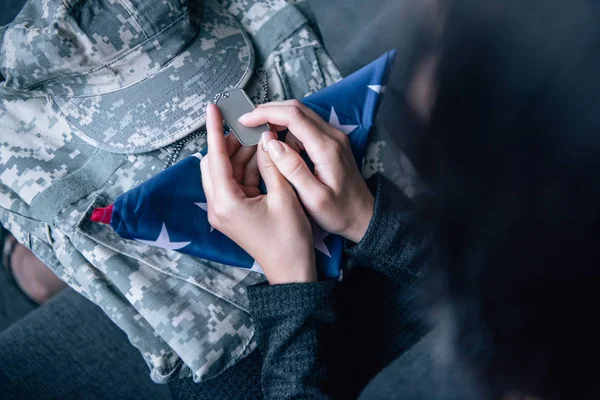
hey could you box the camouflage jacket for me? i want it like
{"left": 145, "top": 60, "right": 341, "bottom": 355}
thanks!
{"left": 0, "top": 0, "right": 343, "bottom": 383}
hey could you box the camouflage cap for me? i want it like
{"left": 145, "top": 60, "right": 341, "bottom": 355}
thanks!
{"left": 0, "top": 0, "right": 254, "bottom": 153}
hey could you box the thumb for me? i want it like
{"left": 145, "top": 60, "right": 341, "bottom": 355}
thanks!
{"left": 257, "top": 131, "right": 291, "bottom": 193}
{"left": 262, "top": 134, "right": 325, "bottom": 200}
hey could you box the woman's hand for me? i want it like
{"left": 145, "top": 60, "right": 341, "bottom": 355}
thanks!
{"left": 239, "top": 100, "right": 374, "bottom": 243}
{"left": 201, "top": 104, "right": 317, "bottom": 284}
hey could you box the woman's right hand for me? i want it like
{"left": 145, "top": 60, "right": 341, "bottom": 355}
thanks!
{"left": 239, "top": 100, "right": 374, "bottom": 243}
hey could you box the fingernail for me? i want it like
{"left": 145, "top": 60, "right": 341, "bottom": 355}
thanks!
{"left": 267, "top": 140, "right": 284, "bottom": 158}
{"left": 238, "top": 112, "right": 251, "bottom": 123}
{"left": 261, "top": 131, "right": 275, "bottom": 151}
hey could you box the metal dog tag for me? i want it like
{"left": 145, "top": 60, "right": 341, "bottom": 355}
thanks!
{"left": 216, "top": 88, "right": 269, "bottom": 146}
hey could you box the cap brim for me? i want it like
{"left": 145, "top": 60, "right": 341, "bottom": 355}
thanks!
{"left": 53, "top": 3, "right": 254, "bottom": 154}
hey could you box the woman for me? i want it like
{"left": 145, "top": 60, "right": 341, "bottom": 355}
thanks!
{"left": 0, "top": 100, "right": 431, "bottom": 399}
{"left": 201, "top": 0, "right": 600, "bottom": 398}
{"left": 3, "top": 0, "right": 600, "bottom": 398}
{"left": 199, "top": 99, "right": 432, "bottom": 399}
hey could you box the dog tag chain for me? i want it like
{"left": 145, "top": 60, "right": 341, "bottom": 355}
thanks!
{"left": 164, "top": 68, "right": 269, "bottom": 169}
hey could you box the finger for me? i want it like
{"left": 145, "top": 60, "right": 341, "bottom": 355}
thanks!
{"left": 200, "top": 156, "right": 214, "bottom": 202}
{"left": 241, "top": 185, "right": 261, "bottom": 198}
{"left": 262, "top": 135, "right": 328, "bottom": 204}
{"left": 284, "top": 132, "right": 305, "bottom": 154}
{"left": 255, "top": 100, "right": 292, "bottom": 107}
{"left": 256, "top": 131, "right": 291, "bottom": 193}
{"left": 256, "top": 102, "right": 347, "bottom": 162}
{"left": 261, "top": 122, "right": 289, "bottom": 132}
{"left": 206, "top": 104, "right": 242, "bottom": 197}
{"left": 230, "top": 145, "right": 257, "bottom": 183}
{"left": 268, "top": 124, "right": 288, "bottom": 132}
{"left": 257, "top": 100, "right": 329, "bottom": 131}
{"left": 247, "top": 103, "right": 289, "bottom": 132}
{"left": 247, "top": 101, "right": 330, "bottom": 132}
{"left": 225, "top": 131, "right": 242, "bottom": 156}
{"left": 238, "top": 104, "right": 332, "bottom": 157}
{"left": 242, "top": 152, "right": 260, "bottom": 189}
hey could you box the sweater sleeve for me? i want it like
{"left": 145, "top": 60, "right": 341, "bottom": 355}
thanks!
{"left": 346, "top": 174, "right": 433, "bottom": 285}
{"left": 248, "top": 280, "right": 338, "bottom": 400}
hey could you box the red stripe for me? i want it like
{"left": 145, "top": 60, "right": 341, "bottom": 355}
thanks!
{"left": 90, "top": 204, "right": 114, "bottom": 224}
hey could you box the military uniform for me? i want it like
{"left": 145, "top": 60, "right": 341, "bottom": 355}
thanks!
{"left": 0, "top": 0, "right": 344, "bottom": 383}
{"left": 0, "top": 0, "right": 421, "bottom": 383}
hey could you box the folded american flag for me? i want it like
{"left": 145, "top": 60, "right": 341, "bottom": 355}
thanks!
{"left": 91, "top": 50, "right": 397, "bottom": 279}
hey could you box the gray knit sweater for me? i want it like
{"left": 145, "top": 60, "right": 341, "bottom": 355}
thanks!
{"left": 169, "top": 174, "right": 432, "bottom": 399}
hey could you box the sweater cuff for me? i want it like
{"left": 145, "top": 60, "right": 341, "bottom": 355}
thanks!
{"left": 345, "top": 174, "right": 412, "bottom": 259}
{"left": 248, "top": 280, "right": 338, "bottom": 319}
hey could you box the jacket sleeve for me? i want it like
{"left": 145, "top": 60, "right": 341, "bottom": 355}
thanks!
{"left": 345, "top": 173, "right": 433, "bottom": 286}
{"left": 248, "top": 280, "right": 338, "bottom": 399}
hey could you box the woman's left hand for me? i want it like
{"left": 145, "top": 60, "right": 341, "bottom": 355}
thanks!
{"left": 200, "top": 104, "right": 317, "bottom": 285}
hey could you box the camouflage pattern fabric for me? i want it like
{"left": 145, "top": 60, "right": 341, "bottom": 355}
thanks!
{"left": 0, "top": 0, "right": 346, "bottom": 383}
{"left": 0, "top": 0, "right": 421, "bottom": 385}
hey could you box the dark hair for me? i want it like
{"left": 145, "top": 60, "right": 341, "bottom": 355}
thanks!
{"left": 429, "top": 0, "right": 600, "bottom": 398}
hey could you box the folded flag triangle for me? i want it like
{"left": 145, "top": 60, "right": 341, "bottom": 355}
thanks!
{"left": 91, "top": 50, "right": 397, "bottom": 279}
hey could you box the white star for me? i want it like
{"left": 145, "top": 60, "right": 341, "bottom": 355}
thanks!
{"left": 195, "top": 202, "right": 215, "bottom": 232}
{"left": 311, "top": 220, "right": 331, "bottom": 257}
{"left": 328, "top": 107, "right": 358, "bottom": 136}
{"left": 368, "top": 85, "right": 386, "bottom": 94}
{"left": 250, "top": 260, "right": 265, "bottom": 274}
{"left": 137, "top": 223, "right": 191, "bottom": 250}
